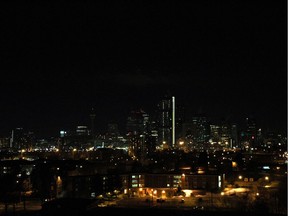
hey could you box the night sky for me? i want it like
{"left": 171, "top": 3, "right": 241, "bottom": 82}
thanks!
{"left": 0, "top": 1, "right": 287, "bottom": 137}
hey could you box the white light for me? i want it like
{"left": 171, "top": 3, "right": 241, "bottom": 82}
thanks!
{"left": 172, "top": 96, "right": 175, "bottom": 147}
{"left": 218, "top": 176, "right": 222, "bottom": 188}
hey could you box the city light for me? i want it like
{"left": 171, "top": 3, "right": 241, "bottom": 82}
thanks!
{"left": 0, "top": 1, "right": 285, "bottom": 214}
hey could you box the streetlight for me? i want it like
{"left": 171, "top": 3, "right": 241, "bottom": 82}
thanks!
{"left": 150, "top": 189, "right": 157, "bottom": 205}
{"left": 56, "top": 176, "right": 62, "bottom": 198}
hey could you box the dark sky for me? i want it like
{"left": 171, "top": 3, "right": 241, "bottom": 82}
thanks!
{"left": 0, "top": 1, "right": 287, "bottom": 137}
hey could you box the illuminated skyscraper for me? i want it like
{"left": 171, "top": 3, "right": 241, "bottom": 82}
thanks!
{"left": 218, "top": 118, "right": 231, "bottom": 148}
{"left": 246, "top": 117, "right": 257, "bottom": 139}
{"left": 10, "top": 128, "right": 35, "bottom": 150}
{"left": 126, "top": 109, "right": 149, "bottom": 160}
{"left": 157, "top": 95, "right": 176, "bottom": 149}
{"left": 210, "top": 124, "right": 221, "bottom": 143}
{"left": 245, "top": 116, "right": 257, "bottom": 147}
{"left": 76, "top": 125, "right": 89, "bottom": 135}
{"left": 191, "top": 115, "right": 209, "bottom": 144}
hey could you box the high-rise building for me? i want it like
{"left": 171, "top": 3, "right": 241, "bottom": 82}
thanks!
{"left": 126, "top": 109, "right": 148, "bottom": 135}
{"left": 210, "top": 124, "right": 220, "bottom": 143}
{"left": 90, "top": 108, "right": 96, "bottom": 137}
{"left": 76, "top": 125, "right": 89, "bottom": 136}
{"left": 245, "top": 116, "right": 257, "bottom": 147}
{"left": 0, "top": 137, "right": 10, "bottom": 149}
{"left": 220, "top": 121, "right": 231, "bottom": 148}
{"left": 191, "top": 115, "right": 209, "bottom": 144}
{"left": 157, "top": 95, "right": 176, "bottom": 149}
{"left": 126, "top": 109, "right": 150, "bottom": 160}
{"left": 10, "top": 128, "right": 35, "bottom": 150}
{"left": 246, "top": 117, "right": 257, "bottom": 139}
{"left": 231, "top": 124, "right": 239, "bottom": 148}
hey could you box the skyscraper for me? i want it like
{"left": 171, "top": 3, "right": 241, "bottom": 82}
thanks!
{"left": 191, "top": 115, "right": 209, "bottom": 144}
{"left": 245, "top": 116, "right": 257, "bottom": 147}
{"left": 90, "top": 108, "right": 96, "bottom": 137}
{"left": 157, "top": 95, "right": 176, "bottom": 149}
{"left": 126, "top": 109, "right": 149, "bottom": 160}
{"left": 231, "top": 124, "right": 239, "bottom": 148}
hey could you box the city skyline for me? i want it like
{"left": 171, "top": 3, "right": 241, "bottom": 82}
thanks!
{"left": 2, "top": 94, "right": 286, "bottom": 139}
{"left": 1, "top": 1, "right": 286, "bottom": 137}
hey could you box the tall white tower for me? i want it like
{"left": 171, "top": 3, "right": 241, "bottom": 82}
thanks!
{"left": 10, "top": 130, "right": 14, "bottom": 148}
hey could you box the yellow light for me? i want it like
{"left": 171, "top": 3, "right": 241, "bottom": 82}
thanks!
{"left": 256, "top": 193, "right": 259, "bottom": 196}
{"left": 197, "top": 168, "right": 205, "bottom": 174}
{"left": 179, "top": 141, "right": 184, "bottom": 145}
{"left": 238, "top": 175, "right": 243, "bottom": 180}
{"left": 153, "top": 190, "right": 157, "bottom": 195}
{"left": 221, "top": 192, "right": 225, "bottom": 196}
{"left": 265, "top": 176, "right": 269, "bottom": 181}
{"left": 73, "top": 148, "right": 77, "bottom": 152}
{"left": 139, "top": 188, "right": 143, "bottom": 192}
{"left": 162, "top": 190, "right": 165, "bottom": 194}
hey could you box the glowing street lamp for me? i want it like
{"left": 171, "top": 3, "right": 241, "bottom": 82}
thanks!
{"left": 153, "top": 190, "right": 157, "bottom": 196}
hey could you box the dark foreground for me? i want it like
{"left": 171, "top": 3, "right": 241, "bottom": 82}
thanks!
{"left": 4, "top": 207, "right": 285, "bottom": 216}
{"left": 2, "top": 197, "right": 286, "bottom": 216}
